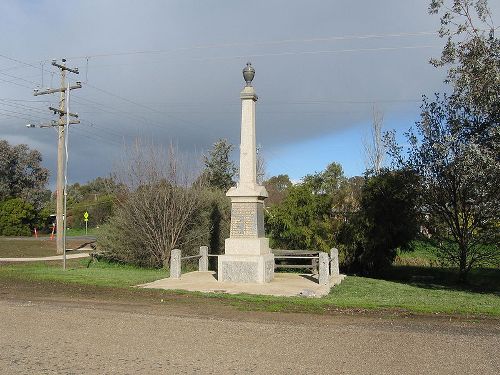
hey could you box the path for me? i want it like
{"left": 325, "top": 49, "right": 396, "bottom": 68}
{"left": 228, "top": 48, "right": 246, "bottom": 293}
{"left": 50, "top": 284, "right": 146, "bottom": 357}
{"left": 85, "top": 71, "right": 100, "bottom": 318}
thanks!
{"left": 0, "top": 297, "right": 498, "bottom": 374}
{"left": 0, "top": 252, "right": 90, "bottom": 262}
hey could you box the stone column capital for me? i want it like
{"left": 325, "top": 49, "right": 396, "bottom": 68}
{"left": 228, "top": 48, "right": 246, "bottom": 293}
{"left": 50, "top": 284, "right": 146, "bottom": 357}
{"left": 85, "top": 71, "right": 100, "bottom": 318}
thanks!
{"left": 240, "top": 86, "right": 258, "bottom": 101}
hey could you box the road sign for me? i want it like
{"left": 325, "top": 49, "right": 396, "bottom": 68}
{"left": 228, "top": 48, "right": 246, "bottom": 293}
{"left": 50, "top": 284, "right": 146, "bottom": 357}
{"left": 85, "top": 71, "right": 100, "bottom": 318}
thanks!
{"left": 83, "top": 211, "right": 89, "bottom": 235}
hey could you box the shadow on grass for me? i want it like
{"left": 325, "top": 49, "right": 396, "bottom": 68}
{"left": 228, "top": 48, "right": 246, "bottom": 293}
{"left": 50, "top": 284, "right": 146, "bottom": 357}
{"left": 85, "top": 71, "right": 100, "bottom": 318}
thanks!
{"left": 379, "top": 265, "right": 500, "bottom": 296}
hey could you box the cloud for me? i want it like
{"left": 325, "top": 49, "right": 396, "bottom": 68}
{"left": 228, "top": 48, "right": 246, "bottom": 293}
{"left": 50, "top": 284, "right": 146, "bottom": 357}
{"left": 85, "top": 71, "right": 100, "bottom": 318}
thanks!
{"left": 1, "top": 0, "right": 497, "bottom": 185}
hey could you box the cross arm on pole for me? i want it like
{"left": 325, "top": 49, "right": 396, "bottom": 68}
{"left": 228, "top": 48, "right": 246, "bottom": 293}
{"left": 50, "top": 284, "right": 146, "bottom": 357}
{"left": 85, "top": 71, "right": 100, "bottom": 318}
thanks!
{"left": 49, "top": 106, "right": 78, "bottom": 117}
{"left": 51, "top": 60, "right": 79, "bottom": 74}
{"left": 33, "top": 82, "right": 82, "bottom": 96}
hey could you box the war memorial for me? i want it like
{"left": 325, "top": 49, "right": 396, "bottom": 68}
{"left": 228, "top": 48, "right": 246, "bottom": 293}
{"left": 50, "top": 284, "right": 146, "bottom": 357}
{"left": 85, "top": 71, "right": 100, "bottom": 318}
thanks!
{"left": 142, "top": 63, "right": 343, "bottom": 296}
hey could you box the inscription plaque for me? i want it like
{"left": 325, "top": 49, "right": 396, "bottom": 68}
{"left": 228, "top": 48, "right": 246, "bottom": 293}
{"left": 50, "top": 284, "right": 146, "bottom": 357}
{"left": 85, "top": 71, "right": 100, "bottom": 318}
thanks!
{"left": 230, "top": 202, "right": 264, "bottom": 237}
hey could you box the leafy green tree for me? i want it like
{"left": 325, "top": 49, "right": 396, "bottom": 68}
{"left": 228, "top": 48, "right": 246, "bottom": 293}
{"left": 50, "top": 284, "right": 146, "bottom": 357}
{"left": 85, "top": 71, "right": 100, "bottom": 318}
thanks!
{"left": 341, "top": 170, "right": 420, "bottom": 275}
{"left": 203, "top": 139, "right": 237, "bottom": 191}
{"left": 386, "top": 94, "right": 499, "bottom": 281}
{"left": 264, "top": 174, "right": 292, "bottom": 206}
{"left": 0, "top": 140, "right": 50, "bottom": 209}
{"left": 266, "top": 184, "right": 334, "bottom": 252}
{"left": 0, "top": 198, "right": 36, "bottom": 236}
{"left": 303, "top": 162, "right": 346, "bottom": 195}
{"left": 384, "top": 0, "right": 499, "bottom": 281}
{"left": 429, "top": 0, "right": 499, "bottom": 128}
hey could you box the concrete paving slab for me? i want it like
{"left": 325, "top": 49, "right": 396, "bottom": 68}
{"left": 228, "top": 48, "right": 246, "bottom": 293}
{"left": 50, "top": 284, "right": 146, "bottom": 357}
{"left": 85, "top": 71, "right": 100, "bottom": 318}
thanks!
{"left": 138, "top": 271, "right": 346, "bottom": 298}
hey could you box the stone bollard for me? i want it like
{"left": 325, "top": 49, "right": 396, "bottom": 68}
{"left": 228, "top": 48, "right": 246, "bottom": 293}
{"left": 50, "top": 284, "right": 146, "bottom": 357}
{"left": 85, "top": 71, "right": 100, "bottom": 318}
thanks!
{"left": 318, "top": 252, "right": 330, "bottom": 285}
{"left": 199, "top": 246, "right": 208, "bottom": 272}
{"left": 170, "top": 249, "right": 181, "bottom": 279}
{"left": 330, "top": 248, "right": 340, "bottom": 276}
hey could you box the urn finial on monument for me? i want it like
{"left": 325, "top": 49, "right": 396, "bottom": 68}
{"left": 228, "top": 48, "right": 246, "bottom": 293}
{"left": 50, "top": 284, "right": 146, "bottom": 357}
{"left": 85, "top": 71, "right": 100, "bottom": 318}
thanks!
{"left": 242, "top": 62, "right": 255, "bottom": 86}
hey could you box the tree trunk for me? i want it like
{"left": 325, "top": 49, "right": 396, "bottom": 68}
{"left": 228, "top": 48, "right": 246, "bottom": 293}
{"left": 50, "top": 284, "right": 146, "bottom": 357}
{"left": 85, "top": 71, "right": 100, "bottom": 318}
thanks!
{"left": 458, "top": 243, "right": 468, "bottom": 283}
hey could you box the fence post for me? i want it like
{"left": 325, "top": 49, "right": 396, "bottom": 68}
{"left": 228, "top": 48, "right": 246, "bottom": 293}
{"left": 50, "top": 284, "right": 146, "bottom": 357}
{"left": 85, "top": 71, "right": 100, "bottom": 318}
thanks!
{"left": 170, "top": 249, "right": 182, "bottom": 279}
{"left": 318, "top": 252, "right": 329, "bottom": 285}
{"left": 199, "top": 246, "right": 208, "bottom": 272}
{"left": 330, "top": 248, "right": 340, "bottom": 276}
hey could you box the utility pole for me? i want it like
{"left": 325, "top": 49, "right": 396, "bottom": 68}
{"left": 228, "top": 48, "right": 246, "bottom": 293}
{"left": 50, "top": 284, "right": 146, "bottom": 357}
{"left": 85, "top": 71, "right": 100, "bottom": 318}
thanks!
{"left": 33, "top": 59, "right": 81, "bottom": 257}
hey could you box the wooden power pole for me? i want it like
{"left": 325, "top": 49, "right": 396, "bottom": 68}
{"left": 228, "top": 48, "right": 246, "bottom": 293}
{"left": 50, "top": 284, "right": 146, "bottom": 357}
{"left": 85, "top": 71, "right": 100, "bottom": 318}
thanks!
{"left": 34, "top": 59, "right": 81, "bottom": 255}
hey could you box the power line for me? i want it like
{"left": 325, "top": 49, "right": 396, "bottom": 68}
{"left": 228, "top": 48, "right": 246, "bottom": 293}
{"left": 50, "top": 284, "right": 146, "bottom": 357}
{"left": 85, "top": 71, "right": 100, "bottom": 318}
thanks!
{"left": 57, "top": 31, "right": 438, "bottom": 61}
{"left": 0, "top": 77, "right": 33, "bottom": 89}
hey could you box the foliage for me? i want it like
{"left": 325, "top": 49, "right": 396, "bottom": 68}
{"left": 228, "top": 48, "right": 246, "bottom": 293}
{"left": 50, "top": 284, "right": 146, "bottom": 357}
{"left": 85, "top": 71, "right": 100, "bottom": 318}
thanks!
{"left": 64, "top": 177, "right": 124, "bottom": 229}
{"left": 429, "top": 0, "right": 499, "bottom": 125}
{"left": 341, "top": 169, "right": 420, "bottom": 275}
{"left": 0, "top": 198, "right": 37, "bottom": 236}
{"left": 383, "top": 1, "right": 499, "bottom": 281}
{"left": 303, "top": 162, "right": 346, "bottom": 195}
{"left": 263, "top": 174, "right": 292, "bottom": 206}
{"left": 0, "top": 140, "right": 50, "bottom": 209}
{"left": 266, "top": 184, "right": 334, "bottom": 252}
{"left": 266, "top": 164, "right": 366, "bottom": 261}
{"left": 98, "top": 142, "right": 208, "bottom": 268}
{"left": 387, "top": 95, "right": 499, "bottom": 279}
{"left": 203, "top": 138, "right": 237, "bottom": 191}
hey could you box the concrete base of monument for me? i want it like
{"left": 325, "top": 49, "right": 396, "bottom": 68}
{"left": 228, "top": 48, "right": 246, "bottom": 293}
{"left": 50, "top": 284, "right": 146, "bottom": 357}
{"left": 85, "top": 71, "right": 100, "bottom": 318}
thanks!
{"left": 138, "top": 272, "right": 346, "bottom": 298}
{"left": 218, "top": 253, "right": 274, "bottom": 283}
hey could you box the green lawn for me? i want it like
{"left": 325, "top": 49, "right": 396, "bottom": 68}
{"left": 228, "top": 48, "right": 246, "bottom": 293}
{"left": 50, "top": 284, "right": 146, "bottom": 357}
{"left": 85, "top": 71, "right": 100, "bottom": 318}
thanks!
{"left": 1, "top": 259, "right": 498, "bottom": 317}
{"left": 0, "top": 259, "right": 166, "bottom": 287}
{"left": 65, "top": 227, "right": 101, "bottom": 237}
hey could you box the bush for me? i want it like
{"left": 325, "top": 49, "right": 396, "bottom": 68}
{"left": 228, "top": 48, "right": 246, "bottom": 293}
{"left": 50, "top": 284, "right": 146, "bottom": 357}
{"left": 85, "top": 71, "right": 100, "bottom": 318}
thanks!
{"left": 341, "top": 169, "right": 420, "bottom": 275}
{"left": 0, "top": 198, "right": 36, "bottom": 236}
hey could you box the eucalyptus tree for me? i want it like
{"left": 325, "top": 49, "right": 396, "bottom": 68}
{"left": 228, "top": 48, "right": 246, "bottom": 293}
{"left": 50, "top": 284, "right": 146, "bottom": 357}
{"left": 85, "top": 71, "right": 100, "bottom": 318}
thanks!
{"left": 386, "top": 0, "right": 499, "bottom": 281}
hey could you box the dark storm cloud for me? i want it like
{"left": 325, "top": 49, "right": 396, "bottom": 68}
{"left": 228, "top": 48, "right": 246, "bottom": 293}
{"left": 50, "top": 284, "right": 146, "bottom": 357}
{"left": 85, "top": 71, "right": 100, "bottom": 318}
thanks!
{"left": 1, "top": 1, "right": 497, "bottom": 185}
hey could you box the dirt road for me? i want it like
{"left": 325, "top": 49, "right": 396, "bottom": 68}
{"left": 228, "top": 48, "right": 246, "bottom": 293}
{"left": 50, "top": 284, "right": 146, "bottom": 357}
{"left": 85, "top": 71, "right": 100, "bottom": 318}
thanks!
{"left": 0, "top": 293, "right": 498, "bottom": 375}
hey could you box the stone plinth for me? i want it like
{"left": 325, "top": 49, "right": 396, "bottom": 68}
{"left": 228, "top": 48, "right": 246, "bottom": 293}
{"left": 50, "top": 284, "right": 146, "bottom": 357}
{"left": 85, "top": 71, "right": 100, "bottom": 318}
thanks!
{"left": 218, "top": 253, "right": 274, "bottom": 283}
{"left": 219, "top": 195, "right": 274, "bottom": 283}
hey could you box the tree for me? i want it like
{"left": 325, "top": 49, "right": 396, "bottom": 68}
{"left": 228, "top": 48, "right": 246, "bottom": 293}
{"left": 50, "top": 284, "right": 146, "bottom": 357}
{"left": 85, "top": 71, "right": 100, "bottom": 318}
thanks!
{"left": 98, "top": 141, "right": 208, "bottom": 268}
{"left": 429, "top": 0, "right": 499, "bottom": 123}
{"left": 264, "top": 174, "right": 292, "bottom": 206}
{"left": 266, "top": 184, "right": 334, "bottom": 252}
{"left": 429, "top": 0, "right": 499, "bottom": 155}
{"left": 383, "top": 1, "right": 499, "bottom": 281}
{"left": 0, "top": 140, "right": 50, "bottom": 209}
{"left": 386, "top": 95, "right": 499, "bottom": 280}
{"left": 303, "top": 162, "right": 346, "bottom": 195}
{"left": 0, "top": 198, "right": 36, "bottom": 236}
{"left": 340, "top": 169, "right": 420, "bottom": 275}
{"left": 203, "top": 139, "right": 237, "bottom": 191}
{"left": 363, "top": 106, "right": 385, "bottom": 175}
{"left": 66, "top": 177, "right": 122, "bottom": 229}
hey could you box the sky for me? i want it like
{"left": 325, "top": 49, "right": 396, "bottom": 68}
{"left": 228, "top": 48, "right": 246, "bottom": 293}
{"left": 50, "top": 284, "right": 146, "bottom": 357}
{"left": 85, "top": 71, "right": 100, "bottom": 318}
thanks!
{"left": 1, "top": 1, "right": 498, "bottom": 187}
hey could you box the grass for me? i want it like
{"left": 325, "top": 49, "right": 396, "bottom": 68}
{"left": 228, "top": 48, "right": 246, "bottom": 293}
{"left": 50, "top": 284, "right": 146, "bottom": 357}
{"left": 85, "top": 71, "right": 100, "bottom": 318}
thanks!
{"left": 1, "top": 237, "right": 498, "bottom": 317}
{"left": 395, "top": 241, "right": 440, "bottom": 266}
{"left": 0, "top": 259, "right": 166, "bottom": 288}
{"left": 65, "top": 227, "right": 100, "bottom": 237}
{"left": 0, "top": 258, "right": 498, "bottom": 317}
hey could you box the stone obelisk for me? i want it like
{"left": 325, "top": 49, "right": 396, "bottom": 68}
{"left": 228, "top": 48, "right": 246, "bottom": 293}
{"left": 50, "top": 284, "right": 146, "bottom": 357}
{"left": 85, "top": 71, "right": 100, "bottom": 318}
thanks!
{"left": 218, "top": 63, "right": 274, "bottom": 283}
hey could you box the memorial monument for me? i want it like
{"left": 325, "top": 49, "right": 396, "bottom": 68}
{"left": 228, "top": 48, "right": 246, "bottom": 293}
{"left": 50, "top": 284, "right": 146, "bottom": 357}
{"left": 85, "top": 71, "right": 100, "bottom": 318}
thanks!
{"left": 218, "top": 63, "right": 274, "bottom": 283}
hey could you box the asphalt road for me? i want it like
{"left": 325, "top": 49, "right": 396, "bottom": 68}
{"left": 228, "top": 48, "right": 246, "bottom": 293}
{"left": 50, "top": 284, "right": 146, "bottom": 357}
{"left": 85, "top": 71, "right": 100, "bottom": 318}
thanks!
{"left": 0, "top": 298, "right": 498, "bottom": 374}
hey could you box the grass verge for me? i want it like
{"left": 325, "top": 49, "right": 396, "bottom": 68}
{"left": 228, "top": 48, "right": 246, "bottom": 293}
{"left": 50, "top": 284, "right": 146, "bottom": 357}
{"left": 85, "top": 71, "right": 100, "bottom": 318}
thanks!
{"left": 0, "top": 259, "right": 499, "bottom": 317}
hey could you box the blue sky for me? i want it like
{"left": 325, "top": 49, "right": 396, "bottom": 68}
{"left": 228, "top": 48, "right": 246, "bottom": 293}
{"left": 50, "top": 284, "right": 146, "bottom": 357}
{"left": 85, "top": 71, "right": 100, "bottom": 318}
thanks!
{"left": 1, "top": 1, "right": 496, "bottom": 186}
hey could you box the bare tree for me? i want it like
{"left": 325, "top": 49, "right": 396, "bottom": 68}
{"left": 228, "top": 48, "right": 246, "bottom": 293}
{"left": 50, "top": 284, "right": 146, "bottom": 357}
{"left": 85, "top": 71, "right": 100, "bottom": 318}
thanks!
{"left": 363, "top": 106, "right": 385, "bottom": 175}
{"left": 99, "top": 140, "right": 208, "bottom": 268}
{"left": 256, "top": 144, "right": 266, "bottom": 185}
